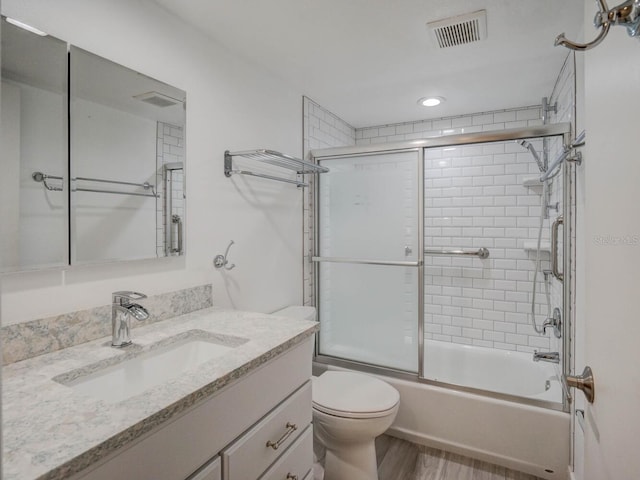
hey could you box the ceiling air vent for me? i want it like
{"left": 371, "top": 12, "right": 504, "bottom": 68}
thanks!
{"left": 133, "top": 91, "right": 181, "bottom": 107}
{"left": 427, "top": 10, "right": 487, "bottom": 49}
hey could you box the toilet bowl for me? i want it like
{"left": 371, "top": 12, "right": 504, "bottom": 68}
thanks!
{"left": 312, "top": 371, "right": 400, "bottom": 480}
{"left": 271, "top": 306, "right": 399, "bottom": 480}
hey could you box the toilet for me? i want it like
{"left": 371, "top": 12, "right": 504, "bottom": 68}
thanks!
{"left": 312, "top": 371, "right": 399, "bottom": 480}
{"left": 271, "top": 306, "right": 400, "bottom": 480}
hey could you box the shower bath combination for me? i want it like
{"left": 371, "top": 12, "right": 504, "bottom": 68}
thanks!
{"left": 310, "top": 121, "right": 579, "bottom": 478}
{"left": 311, "top": 121, "right": 578, "bottom": 405}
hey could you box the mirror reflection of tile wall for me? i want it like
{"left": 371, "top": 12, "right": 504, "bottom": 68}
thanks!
{"left": 156, "top": 123, "right": 185, "bottom": 257}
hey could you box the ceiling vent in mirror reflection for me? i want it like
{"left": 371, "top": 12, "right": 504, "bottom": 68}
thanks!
{"left": 427, "top": 10, "right": 487, "bottom": 49}
{"left": 133, "top": 91, "right": 182, "bottom": 108}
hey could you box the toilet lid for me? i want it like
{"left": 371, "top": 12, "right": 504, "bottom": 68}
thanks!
{"left": 312, "top": 371, "right": 399, "bottom": 419}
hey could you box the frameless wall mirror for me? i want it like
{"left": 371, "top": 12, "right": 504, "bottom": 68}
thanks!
{"left": 70, "top": 47, "right": 186, "bottom": 264}
{"left": 1, "top": 18, "right": 186, "bottom": 272}
{"left": 0, "top": 17, "right": 68, "bottom": 271}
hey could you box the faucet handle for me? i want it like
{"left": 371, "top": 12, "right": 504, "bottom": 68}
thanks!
{"left": 112, "top": 291, "right": 147, "bottom": 304}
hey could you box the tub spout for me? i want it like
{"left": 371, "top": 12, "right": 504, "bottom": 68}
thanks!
{"left": 533, "top": 351, "right": 560, "bottom": 363}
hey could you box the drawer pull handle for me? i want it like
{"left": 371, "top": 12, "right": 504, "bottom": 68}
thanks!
{"left": 266, "top": 422, "right": 297, "bottom": 450}
{"left": 286, "top": 474, "right": 298, "bottom": 480}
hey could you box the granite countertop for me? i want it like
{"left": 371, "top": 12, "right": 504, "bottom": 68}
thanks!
{"left": 2, "top": 307, "right": 318, "bottom": 480}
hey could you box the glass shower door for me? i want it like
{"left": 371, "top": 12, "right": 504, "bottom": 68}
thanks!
{"left": 315, "top": 150, "right": 421, "bottom": 372}
{"left": 421, "top": 137, "right": 567, "bottom": 404}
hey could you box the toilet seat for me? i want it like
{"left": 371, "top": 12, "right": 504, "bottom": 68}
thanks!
{"left": 312, "top": 371, "right": 400, "bottom": 419}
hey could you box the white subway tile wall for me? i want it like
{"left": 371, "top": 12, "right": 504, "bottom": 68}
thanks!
{"left": 302, "top": 97, "right": 356, "bottom": 307}
{"left": 355, "top": 106, "right": 542, "bottom": 146}
{"left": 424, "top": 139, "right": 553, "bottom": 352}
{"left": 304, "top": 87, "right": 575, "bottom": 354}
{"left": 156, "top": 122, "right": 185, "bottom": 256}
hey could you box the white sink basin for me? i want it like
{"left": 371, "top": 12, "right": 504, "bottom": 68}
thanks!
{"left": 66, "top": 339, "right": 235, "bottom": 403}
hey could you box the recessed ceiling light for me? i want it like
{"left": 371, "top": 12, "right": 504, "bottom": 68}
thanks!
{"left": 5, "top": 17, "right": 47, "bottom": 36}
{"left": 418, "top": 96, "right": 445, "bottom": 107}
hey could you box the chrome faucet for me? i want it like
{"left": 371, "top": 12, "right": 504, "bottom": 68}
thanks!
{"left": 533, "top": 351, "right": 560, "bottom": 364}
{"left": 111, "top": 291, "right": 150, "bottom": 347}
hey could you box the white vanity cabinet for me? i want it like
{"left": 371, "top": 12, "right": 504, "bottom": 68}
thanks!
{"left": 74, "top": 337, "right": 314, "bottom": 480}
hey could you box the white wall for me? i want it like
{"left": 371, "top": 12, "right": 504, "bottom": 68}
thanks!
{"left": 580, "top": 5, "right": 640, "bottom": 479}
{"left": 1, "top": 0, "right": 304, "bottom": 325}
{"left": 18, "top": 82, "right": 67, "bottom": 267}
{"left": 0, "top": 81, "right": 21, "bottom": 268}
{"left": 1, "top": 80, "right": 67, "bottom": 270}
{"left": 73, "top": 98, "right": 157, "bottom": 263}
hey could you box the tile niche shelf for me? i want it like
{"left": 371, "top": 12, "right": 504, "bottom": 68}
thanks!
{"left": 522, "top": 176, "right": 543, "bottom": 187}
{"left": 224, "top": 149, "right": 329, "bottom": 188}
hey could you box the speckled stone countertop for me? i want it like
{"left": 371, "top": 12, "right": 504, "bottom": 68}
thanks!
{"left": 2, "top": 307, "right": 318, "bottom": 480}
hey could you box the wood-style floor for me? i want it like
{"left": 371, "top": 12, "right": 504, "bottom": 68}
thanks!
{"left": 374, "top": 436, "right": 543, "bottom": 480}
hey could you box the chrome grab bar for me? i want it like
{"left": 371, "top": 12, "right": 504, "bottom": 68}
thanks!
{"left": 311, "top": 256, "right": 421, "bottom": 267}
{"left": 551, "top": 215, "right": 564, "bottom": 282}
{"left": 171, "top": 215, "right": 183, "bottom": 254}
{"left": 424, "top": 247, "right": 490, "bottom": 259}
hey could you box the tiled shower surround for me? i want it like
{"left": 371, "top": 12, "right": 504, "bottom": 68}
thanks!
{"left": 422, "top": 140, "right": 552, "bottom": 352}
{"left": 304, "top": 72, "right": 576, "bottom": 355}
{"left": 302, "top": 97, "right": 356, "bottom": 307}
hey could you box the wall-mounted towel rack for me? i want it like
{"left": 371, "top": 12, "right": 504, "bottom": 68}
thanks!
{"left": 224, "top": 149, "right": 329, "bottom": 188}
{"left": 74, "top": 176, "right": 158, "bottom": 197}
{"left": 31, "top": 172, "right": 158, "bottom": 197}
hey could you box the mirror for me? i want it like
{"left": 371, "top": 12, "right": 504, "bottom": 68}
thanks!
{"left": 0, "top": 18, "right": 186, "bottom": 272}
{"left": 70, "top": 47, "right": 186, "bottom": 264}
{"left": 1, "top": 18, "right": 68, "bottom": 271}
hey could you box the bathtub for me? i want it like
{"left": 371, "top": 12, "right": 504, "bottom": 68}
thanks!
{"left": 318, "top": 341, "right": 570, "bottom": 480}
{"left": 423, "top": 340, "right": 563, "bottom": 402}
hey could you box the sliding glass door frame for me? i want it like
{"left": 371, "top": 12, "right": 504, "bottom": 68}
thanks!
{"left": 312, "top": 147, "right": 424, "bottom": 374}
{"left": 311, "top": 123, "right": 572, "bottom": 411}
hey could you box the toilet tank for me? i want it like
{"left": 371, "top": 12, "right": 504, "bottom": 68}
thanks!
{"left": 271, "top": 306, "right": 317, "bottom": 322}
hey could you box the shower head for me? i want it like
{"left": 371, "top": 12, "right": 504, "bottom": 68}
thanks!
{"left": 517, "top": 140, "right": 545, "bottom": 173}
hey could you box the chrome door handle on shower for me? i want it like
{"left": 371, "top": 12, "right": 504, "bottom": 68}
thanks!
{"left": 214, "top": 240, "right": 236, "bottom": 270}
{"left": 551, "top": 215, "right": 564, "bottom": 282}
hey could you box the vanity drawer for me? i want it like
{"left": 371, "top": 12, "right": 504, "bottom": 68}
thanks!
{"left": 222, "top": 381, "right": 312, "bottom": 480}
{"left": 259, "top": 424, "right": 313, "bottom": 480}
{"left": 187, "top": 456, "right": 220, "bottom": 480}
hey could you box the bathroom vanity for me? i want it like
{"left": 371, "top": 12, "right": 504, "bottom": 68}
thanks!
{"left": 2, "top": 308, "right": 317, "bottom": 480}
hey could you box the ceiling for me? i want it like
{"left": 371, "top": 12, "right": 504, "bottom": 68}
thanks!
{"left": 152, "top": 0, "right": 584, "bottom": 127}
